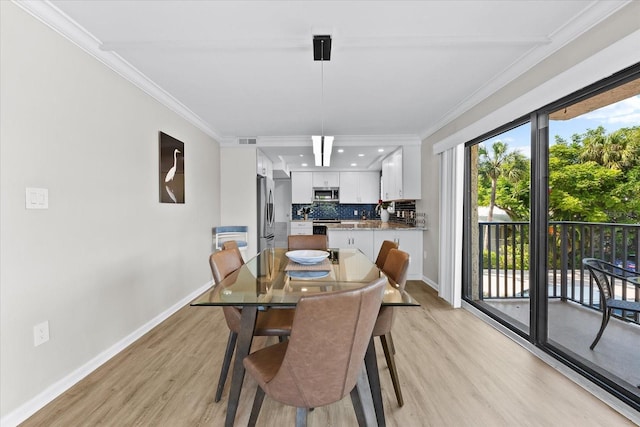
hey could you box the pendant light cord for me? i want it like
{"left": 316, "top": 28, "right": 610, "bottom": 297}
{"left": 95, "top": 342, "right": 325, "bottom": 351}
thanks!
{"left": 321, "top": 39, "right": 325, "bottom": 137}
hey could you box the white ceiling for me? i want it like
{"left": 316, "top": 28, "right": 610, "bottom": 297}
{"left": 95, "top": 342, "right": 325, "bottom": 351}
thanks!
{"left": 41, "top": 0, "right": 629, "bottom": 172}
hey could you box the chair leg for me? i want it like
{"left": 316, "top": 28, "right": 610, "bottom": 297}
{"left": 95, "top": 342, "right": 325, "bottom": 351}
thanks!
{"left": 590, "top": 307, "right": 611, "bottom": 350}
{"left": 215, "top": 330, "right": 237, "bottom": 402}
{"left": 248, "top": 386, "right": 265, "bottom": 427}
{"left": 380, "top": 333, "right": 404, "bottom": 407}
{"left": 296, "top": 407, "right": 308, "bottom": 427}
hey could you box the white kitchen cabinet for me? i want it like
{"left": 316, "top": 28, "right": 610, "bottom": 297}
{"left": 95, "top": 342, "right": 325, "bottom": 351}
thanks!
{"left": 312, "top": 171, "right": 339, "bottom": 188}
{"left": 381, "top": 146, "right": 421, "bottom": 201}
{"left": 328, "top": 229, "right": 374, "bottom": 260}
{"left": 373, "top": 229, "right": 423, "bottom": 279}
{"left": 291, "top": 172, "right": 313, "bottom": 204}
{"left": 381, "top": 148, "right": 402, "bottom": 200}
{"left": 290, "top": 221, "right": 313, "bottom": 235}
{"left": 339, "top": 171, "right": 380, "bottom": 204}
{"left": 256, "top": 149, "right": 272, "bottom": 179}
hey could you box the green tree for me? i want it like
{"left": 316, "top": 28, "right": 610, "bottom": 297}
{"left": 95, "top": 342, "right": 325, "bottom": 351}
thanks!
{"left": 495, "top": 155, "right": 530, "bottom": 220}
{"left": 478, "top": 141, "right": 527, "bottom": 221}
{"left": 579, "top": 125, "right": 640, "bottom": 170}
{"left": 548, "top": 159, "right": 621, "bottom": 222}
{"left": 549, "top": 126, "right": 640, "bottom": 223}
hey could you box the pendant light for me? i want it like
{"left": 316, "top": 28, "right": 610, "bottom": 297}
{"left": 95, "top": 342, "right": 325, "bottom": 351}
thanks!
{"left": 312, "top": 35, "right": 333, "bottom": 167}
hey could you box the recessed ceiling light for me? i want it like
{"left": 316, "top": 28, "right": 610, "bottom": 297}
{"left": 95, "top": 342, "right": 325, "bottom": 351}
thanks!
{"left": 337, "top": 149, "right": 344, "bottom": 153}
{"left": 301, "top": 163, "right": 308, "bottom": 167}
{"left": 351, "top": 163, "right": 357, "bottom": 167}
{"left": 299, "top": 154, "right": 304, "bottom": 157}
{"left": 358, "top": 153, "right": 364, "bottom": 157}
{"left": 378, "top": 148, "right": 384, "bottom": 152}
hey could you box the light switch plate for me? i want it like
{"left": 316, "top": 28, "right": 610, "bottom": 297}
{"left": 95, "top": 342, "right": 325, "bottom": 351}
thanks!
{"left": 26, "top": 187, "right": 48, "bottom": 209}
{"left": 34, "top": 321, "right": 50, "bottom": 346}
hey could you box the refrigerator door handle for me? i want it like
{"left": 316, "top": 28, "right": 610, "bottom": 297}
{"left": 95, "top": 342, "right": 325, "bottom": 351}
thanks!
{"left": 267, "top": 188, "right": 275, "bottom": 227}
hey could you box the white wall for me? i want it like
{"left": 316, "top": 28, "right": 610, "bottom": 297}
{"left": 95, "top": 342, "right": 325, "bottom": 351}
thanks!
{"left": 418, "top": 143, "right": 440, "bottom": 288}
{"left": 220, "top": 147, "right": 258, "bottom": 256}
{"left": 0, "top": 2, "right": 219, "bottom": 421}
{"left": 274, "top": 179, "right": 292, "bottom": 223}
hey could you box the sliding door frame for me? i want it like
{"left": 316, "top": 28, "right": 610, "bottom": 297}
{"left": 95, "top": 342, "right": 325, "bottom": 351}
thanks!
{"left": 462, "top": 62, "right": 640, "bottom": 411}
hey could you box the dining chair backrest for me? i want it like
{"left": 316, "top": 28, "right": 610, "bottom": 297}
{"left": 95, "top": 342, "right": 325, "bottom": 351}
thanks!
{"left": 373, "top": 248, "right": 411, "bottom": 338}
{"left": 288, "top": 234, "right": 328, "bottom": 251}
{"left": 582, "top": 258, "right": 613, "bottom": 301}
{"left": 375, "top": 240, "right": 399, "bottom": 270}
{"left": 382, "top": 248, "right": 410, "bottom": 292}
{"left": 213, "top": 226, "right": 248, "bottom": 261}
{"left": 222, "top": 240, "right": 245, "bottom": 265}
{"left": 262, "top": 277, "right": 387, "bottom": 408}
{"left": 209, "top": 248, "right": 243, "bottom": 285}
{"left": 209, "top": 248, "right": 245, "bottom": 332}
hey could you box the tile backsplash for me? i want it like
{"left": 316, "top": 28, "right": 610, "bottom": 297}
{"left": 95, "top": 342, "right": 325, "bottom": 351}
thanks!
{"left": 292, "top": 200, "right": 416, "bottom": 222}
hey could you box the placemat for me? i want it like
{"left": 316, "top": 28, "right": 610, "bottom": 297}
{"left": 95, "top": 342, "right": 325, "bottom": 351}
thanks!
{"left": 285, "top": 258, "right": 332, "bottom": 271}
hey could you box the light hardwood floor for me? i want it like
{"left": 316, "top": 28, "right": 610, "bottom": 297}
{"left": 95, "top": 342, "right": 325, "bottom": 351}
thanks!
{"left": 21, "top": 282, "right": 635, "bottom": 426}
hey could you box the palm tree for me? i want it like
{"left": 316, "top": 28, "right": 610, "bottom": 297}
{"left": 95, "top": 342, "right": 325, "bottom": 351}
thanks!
{"left": 580, "top": 126, "right": 637, "bottom": 170}
{"left": 478, "top": 141, "right": 522, "bottom": 221}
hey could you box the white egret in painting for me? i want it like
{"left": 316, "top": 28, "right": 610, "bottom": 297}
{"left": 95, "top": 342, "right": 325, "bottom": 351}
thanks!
{"left": 165, "top": 185, "right": 177, "bottom": 203}
{"left": 165, "top": 149, "right": 181, "bottom": 183}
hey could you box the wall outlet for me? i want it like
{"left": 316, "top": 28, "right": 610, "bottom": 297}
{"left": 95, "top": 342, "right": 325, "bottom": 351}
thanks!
{"left": 34, "top": 321, "right": 49, "bottom": 346}
{"left": 354, "top": 210, "right": 358, "bottom": 216}
{"left": 26, "top": 187, "right": 49, "bottom": 209}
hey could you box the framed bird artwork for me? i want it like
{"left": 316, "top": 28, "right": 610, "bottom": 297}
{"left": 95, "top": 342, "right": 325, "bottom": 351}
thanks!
{"left": 159, "top": 131, "right": 185, "bottom": 203}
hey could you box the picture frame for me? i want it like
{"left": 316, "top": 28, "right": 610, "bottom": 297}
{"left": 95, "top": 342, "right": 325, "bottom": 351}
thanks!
{"left": 159, "top": 131, "right": 185, "bottom": 203}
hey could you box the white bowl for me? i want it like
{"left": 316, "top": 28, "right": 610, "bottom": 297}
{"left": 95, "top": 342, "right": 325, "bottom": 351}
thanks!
{"left": 285, "top": 250, "right": 330, "bottom": 265}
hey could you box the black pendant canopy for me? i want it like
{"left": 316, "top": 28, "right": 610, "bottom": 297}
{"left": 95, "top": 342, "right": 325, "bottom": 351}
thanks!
{"left": 313, "top": 35, "right": 332, "bottom": 61}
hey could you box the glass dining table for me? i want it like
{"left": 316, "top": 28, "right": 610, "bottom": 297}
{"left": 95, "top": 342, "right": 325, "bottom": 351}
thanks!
{"left": 191, "top": 247, "right": 419, "bottom": 426}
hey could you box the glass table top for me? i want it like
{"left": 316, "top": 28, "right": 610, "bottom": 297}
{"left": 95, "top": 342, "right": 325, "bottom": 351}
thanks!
{"left": 192, "top": 248, "right": 419, "bottom": 307}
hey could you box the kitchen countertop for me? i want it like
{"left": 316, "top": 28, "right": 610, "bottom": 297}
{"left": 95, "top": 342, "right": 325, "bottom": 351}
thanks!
{"left": 292, "top": 220, "right": 424, "bottom": 230}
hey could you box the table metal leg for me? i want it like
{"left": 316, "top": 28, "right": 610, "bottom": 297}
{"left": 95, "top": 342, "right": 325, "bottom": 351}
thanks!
{"left": 365, "top": 337, "right": 385, "bottom": 427}
{"left": 224, "top": 306, "right": 258, "bottom": 427}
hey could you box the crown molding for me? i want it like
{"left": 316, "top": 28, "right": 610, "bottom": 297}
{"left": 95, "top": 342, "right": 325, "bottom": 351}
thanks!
{"left": 13, "top": 0, "right": 225, "bottom": 143}
{"left": 419, "top": 0, "right": 632, "bottom": 141}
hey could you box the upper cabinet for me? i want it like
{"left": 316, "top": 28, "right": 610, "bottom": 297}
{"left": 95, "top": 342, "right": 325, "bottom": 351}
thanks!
{"left": 256, "top": 149, "right": 272, "bottom": 179}
{"left": 312, "top": 171, "right": 340, "bottom": 188}
{"left": 339, "top": 171, "right": 380, "bottom": 204}
{"left": 291, "top": 171, "right": 313, "bottom": 203}
{"left": 381, "top": 146, "right": 420, "bottom": 200}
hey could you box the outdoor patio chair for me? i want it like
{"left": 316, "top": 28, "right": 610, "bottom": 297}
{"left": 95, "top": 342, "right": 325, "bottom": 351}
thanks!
{"left": 582, "top": 258, "right": 640, "bottom": 350}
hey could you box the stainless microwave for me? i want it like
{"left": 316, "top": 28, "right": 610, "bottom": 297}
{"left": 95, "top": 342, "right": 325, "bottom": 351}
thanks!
{"left": 313, "top": 188, "right": 339, "bottom": 201}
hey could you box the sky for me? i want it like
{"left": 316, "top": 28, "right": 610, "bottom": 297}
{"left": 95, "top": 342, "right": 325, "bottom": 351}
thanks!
{"left": 485, "top": 95, "right": 640, "bottom": 158}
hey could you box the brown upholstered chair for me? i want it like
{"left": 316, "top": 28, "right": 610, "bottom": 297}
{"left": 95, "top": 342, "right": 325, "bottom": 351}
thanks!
{"left": 287, "top": 234, "right": 328, "bottom": 251}
{"left": 221, "top": 240, "right": 245, "bottom": 265}
{"left": 373, "top": 248, "right": 410, "bottom": 407}
{"left": 375, "top": 239, "right": 398, "bottom": 269}
{"left": 243, "top": 277, "right": 388, "bottom": 426}
{"left": 209, "top": 249, "right": 295, "bottom": 402}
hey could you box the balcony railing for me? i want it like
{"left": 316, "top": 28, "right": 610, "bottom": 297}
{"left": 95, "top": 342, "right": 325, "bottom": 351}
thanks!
{"left": 478, "top": 221, "right": 640, "bottom": 324}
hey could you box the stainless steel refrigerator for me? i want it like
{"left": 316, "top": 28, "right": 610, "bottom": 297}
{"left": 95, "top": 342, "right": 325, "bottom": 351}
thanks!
{"left": 257, "top": 175, "right": 275, "bottom": 252}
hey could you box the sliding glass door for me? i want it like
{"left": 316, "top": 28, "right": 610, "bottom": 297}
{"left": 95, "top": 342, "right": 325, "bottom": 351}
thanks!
{"left": 545, "top": 77, "right": 640, "bottom": 405}
{"left": 463, "top": 65, "right": 640, "bottom": 410}
{"left": 464, "top": 122, "right": 531, "bottom": 336}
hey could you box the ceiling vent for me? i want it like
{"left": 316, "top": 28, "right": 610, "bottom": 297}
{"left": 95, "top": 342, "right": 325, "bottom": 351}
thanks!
{"left": 238, "top": 137, "right": 257, "bottom": 145}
